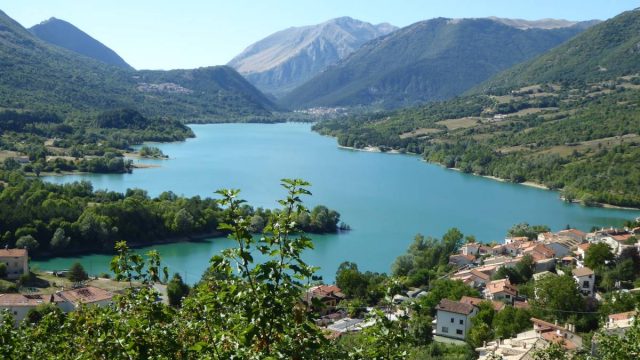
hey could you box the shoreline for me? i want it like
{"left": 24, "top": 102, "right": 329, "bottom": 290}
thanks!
{"left": 331, "top": 138, "right": 640, "bottom": 211}
{"left": 32, "top": 231, "right": 225, "bottom": 261}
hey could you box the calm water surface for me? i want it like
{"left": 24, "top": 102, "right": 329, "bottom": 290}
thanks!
{"left": 36, "top": 123, "right": 640, "bottom": 283}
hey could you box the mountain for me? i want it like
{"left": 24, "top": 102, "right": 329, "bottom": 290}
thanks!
{"left": 312, "top": 10, "right": 640, "bottom": 207}
{"left": 476, "top": 9, "right": 640, "bottom": 92}
{"left": 228, "top": 17, "right": 396, "bottom": 97}
{"left": 282, "top": 17, "right": 595, "bottom": 109}
{"left": 29, "top": 17, "right": 132, "bottom": 70}
{"left": 0, "top": 10, "right": 275, "bottom": 121}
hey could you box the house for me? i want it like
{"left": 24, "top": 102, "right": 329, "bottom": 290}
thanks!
{"left": 545, "top": 241, "right": 571, "bottom": 259}
{"left": 460, "top": 243, "right": 480, "bottom": 256}
{"left": 572, "top": 267, "right": 595, "bottom": 297}
{"left": 604, "top": 310, "right": 636, "bottom": 335}
{"left": 449, "top": 254, "right": 476, "bottom": 267}
{"left": 531, "top": 318, "right": 582, "bottom": 351}
{"left": 56, "top": 286, "right": 114, "bottom": 312}
{"left": 459, "top": 296, "right": 505, "bottom": 312}
{"left": 0, "top": 248, "right": 29, "bottom": 280}
{"left": 574, "top": 243, "right": 591, "bottom": 267}
{"left": 476, "top": 318, "right": 582, "bottom": 359}
{"left": 484, "top": 278, "right": 517, "bottom": 304}
{"left": 451, "top": 269, "right": 491, "bottom": 288}
{"left": 303, "top": 285, "right": 345, "bottom": 314}
{"left": 558, "top": 229, "right": 586, "bottom": 243}
{"left": 434, "top": 299, "right": 478, "bottom": 340}
{"left": 591, "top": 228, "right": 635, "bottom": 255}
{"left": 0, "top": 293, "right": 62, "bottom": 325}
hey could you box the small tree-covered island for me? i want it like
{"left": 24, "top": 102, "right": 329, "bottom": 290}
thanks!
{"left": 2, "top": 2, "right": 640, "bottom": 359}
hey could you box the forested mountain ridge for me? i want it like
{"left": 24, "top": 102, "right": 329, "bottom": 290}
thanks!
{"left": 228, "top": 17, "right": 396, "bottom": 97}
{"left": 282, "top": 17, "right": 594, "bottom": 109}
{"left": 29, "top": 17, "right": 133, "bottom": 70}
{"left": 313, "top": 9, "right": 640, "bottom": 208}
{"left": 475, "top": 8, "right": 640, "bottom": 93}
{"left": 0, "top": 10, "right": 276, "bottom": 122}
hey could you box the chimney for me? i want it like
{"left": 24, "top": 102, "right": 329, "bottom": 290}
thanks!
{"left": 554, "top": 320, "right": 558, "bottom": 326}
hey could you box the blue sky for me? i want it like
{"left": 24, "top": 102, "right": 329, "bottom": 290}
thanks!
{"left": 3, "top": 0, "right": 638, "bottom": 70}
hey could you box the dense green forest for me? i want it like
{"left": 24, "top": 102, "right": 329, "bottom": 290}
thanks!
{"left": 314, "top": 81, "right": 640, "bottom": 207}
{"left": 0, "top": 172, "right": 343, "bottom": 258}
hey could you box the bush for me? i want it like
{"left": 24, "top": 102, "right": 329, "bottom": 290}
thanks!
{"left": 68, "top": 262, "right": 89, "bottom": 283}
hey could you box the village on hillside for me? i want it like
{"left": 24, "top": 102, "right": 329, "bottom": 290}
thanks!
{"left": 1, "top": 222, "right": 639, "bottom": 358}
{"left": 303, "top": 224, "right": 640, "bottom": 358}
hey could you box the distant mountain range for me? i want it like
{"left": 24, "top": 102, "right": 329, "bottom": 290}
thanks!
{"left": 228, "top": 17, "right": 396, "bottom": 97}
{"left": 0, "top": 10, "right": 275, "bottom": 121}
{"left": 30, "top": 17, "right": 133, "bottom": 70}
{"left": 282, "top": 17, "right": 598, "bottom": 109}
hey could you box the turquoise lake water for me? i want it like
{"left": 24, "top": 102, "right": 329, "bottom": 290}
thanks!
{"left": 35, "top": 123, "right": 640, "bottom": 284}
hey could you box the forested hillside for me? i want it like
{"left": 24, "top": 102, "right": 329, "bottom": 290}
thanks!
{"left": 0, "top": 10, "right": 275, "bottom": 122}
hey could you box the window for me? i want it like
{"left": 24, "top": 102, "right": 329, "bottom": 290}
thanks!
{"left": 583, "top": 281, "right": 589, "bottom": 288}
{"left": 456, "top": 329, "right": 463, "bottom": 335}
{"left": 459, "top": 319, "right": 464, "bottom": 325}
{"left": 450, "top": 318, "right": 454, "bottom": 323}
{"left": 506, "top": 294, "right": 511, "bottom": 299}
{"left": 442, "top": 327, "right": 449, "bottom": 333}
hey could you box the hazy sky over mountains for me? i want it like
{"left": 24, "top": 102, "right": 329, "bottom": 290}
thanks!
{"left": 4, "top": 0, "right": 636, "bottom": 69}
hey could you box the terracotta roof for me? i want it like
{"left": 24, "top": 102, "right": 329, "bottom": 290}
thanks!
{"left": 58, "top": 286, "right": 114, "bottom": 305}
{"left": 305, "top": 285, "right": 345, "bottom": 302}
{"left": 572, "top": 267, "right": 594, "bottom": 277}
{"left": 525, "top": 244, "right": 555, "bottom": 259}
{"left": 612, "top": 234, "right": 634, "bottom": 243}
{"left": 486, "top": 279, "right": 517, "bottom": 296}
{"left": 559, "top": 229, "right": 586, "bottom": 238}
{"left": 0, "top": 248, "right": 27, "bottom": 257}
{"left": 469, "top": 269, "right": 490, "bottom": 281}
{"left": 577, "top": 243, "right": 591, "bottom": 251}
{"left": 459, "top": 296, "right": 505, "bottom": 311}
{"left": 0, "top": 293, "right": 61, "bottom": 306}
{"left": 436, "top": 299, "right": 475, "bottom": 315}
{"left": 531, "top": 317, "right": 566, "bottom": 332}
{"left": 541, "top": 332, "right": 578, "bottom": 350}
{"left": 608, "top": 311, "right": 637, "bottom": 322}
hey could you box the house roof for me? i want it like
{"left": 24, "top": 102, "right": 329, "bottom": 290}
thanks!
{"left": 608, "top": 311, "right": 637, "bottom": 322}
{"left": 531, "top": 317, "right": 567, "bottom": 332}
{"left": 0, "top": 293, "right": 61, "bottom": 307}
{"left": 524, "top": 244, "right": 555, "bottom": 259}
{"left": 469, "top": 269, "right": 490, "bottom": 281}
{"left": 514, "top": 300, "right": 531, "bottom": 309}
{"left": 541, "top": 332, "right": 578, "bottom": 350}
{"left": 0, "top": 248, "right": 27, "bottom": 257}
{"left": 305, "top": 285, "right": 345, "bottom": 303}
{"left": 559, "top": 229, "right": 586, "bottom": 238}
{"left": 572, "top": 267, "right": 594, "bottom": 277}
{"left": 459, "top": 296, "right": 505, "bottom": 311}
{"left": 450, "top": 254, "right": 476, "bottom": 262}
{"left": 436, "top": 299, "right": 476, "bottom": 315}
{"left": 58, "top": 286, "right": 113, "bottom": 305}
{"left": 486, "top": 279, "right": 517, "bottom": 296}
{"left": 612, "top": 234, "right": 634, "bottom": 243}
{"left": 576, "top": 243, "right": 591, "bottom": 251}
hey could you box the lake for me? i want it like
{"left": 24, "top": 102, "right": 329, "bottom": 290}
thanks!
{"left": 36, "top": 123, "right": 640, "bottom": 284}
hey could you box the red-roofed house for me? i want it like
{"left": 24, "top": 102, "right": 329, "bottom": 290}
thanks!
{"left": 531, "top": 318, "right": 582, "bottom": 351}
{"left": 484, "top": 279, "right": 517, "bottom": 303}
{"left": 605, "top": 311, "right": 637, "bottom": 335}
{"left": 304, "top": 285, "right": 345, "bottom": 314}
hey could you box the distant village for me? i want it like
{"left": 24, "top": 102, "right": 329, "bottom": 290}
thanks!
{"left": 303, "top": 225, "right": 640, "bottom": 359}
